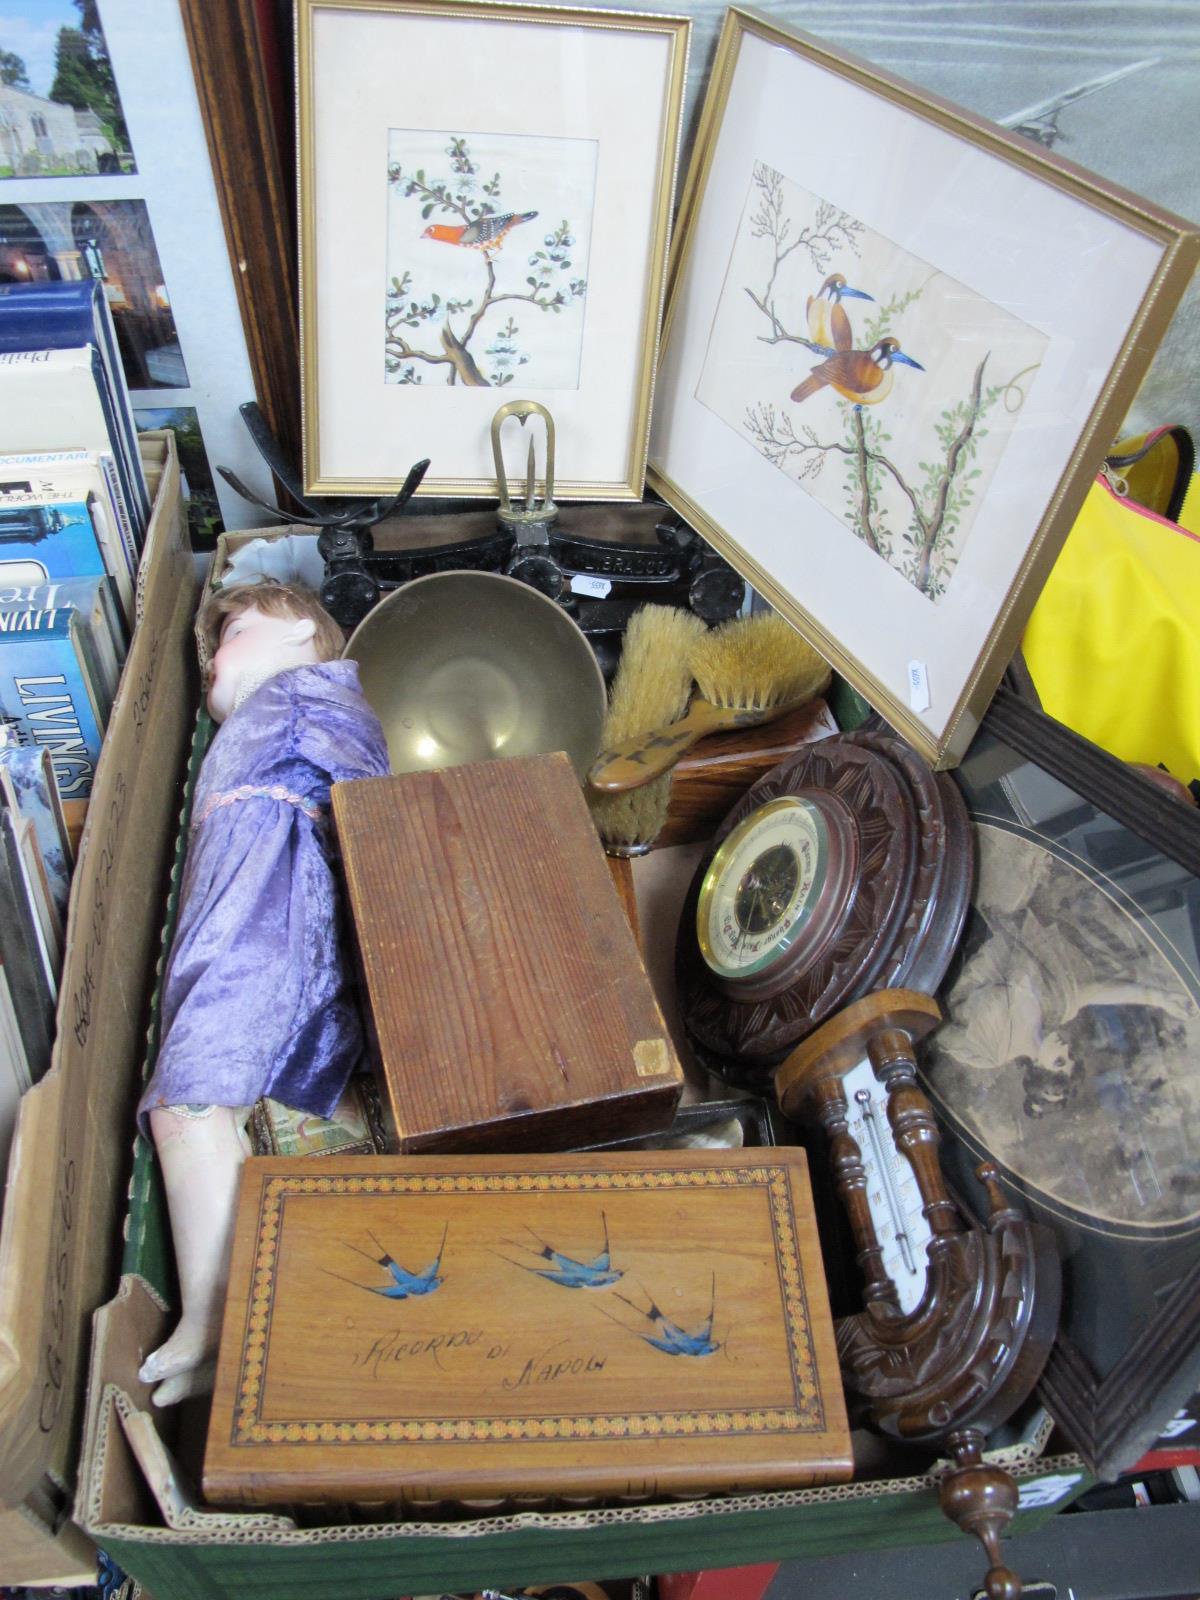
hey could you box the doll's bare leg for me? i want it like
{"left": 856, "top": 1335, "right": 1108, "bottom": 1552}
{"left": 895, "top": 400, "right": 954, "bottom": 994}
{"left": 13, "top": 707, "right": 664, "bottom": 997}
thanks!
{"left": 139, "top": 1104, "right": 245, "bottom": 1405}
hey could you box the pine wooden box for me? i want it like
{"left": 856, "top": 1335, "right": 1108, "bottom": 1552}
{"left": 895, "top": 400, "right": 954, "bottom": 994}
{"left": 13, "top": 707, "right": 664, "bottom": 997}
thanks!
{"left": 332, "top": 753, "right": 683, "bottom": 1152}
{"left": 203, "top": 1148, "right": 851, "bottom": 1506}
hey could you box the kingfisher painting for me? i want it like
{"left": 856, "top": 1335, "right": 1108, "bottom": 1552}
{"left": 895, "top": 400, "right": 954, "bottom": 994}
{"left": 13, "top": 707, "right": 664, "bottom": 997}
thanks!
{"left": 327, "top": 1224, "right": 448, "bottom": 1301}
{"left": 806, "top": 272, "right": 874, "bottom": 353}
{"left": 695, "top": 160, "right": 1048, "bottom": 603}
{"left": 497, "top": 1212, "right": 624, "bottom": 1290}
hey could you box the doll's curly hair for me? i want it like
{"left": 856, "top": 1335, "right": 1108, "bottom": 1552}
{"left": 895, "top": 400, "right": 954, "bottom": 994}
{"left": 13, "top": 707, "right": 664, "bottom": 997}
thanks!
{"left": 198, "top": 579, "right": 345, "bottom": 669}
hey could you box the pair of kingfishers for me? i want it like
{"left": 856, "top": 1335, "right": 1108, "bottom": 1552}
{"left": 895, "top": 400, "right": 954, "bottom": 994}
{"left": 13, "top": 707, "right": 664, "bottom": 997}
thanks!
{"left": 793, "top": 272, "right": 923, "bottom": 407}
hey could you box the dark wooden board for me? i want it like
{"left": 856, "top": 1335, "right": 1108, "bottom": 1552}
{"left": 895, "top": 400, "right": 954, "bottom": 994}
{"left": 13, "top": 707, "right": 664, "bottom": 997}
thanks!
{"left": 204, "top": 1149, "right": 851, "bottom": 1506}
{"left": 655, "top": 701, "right": 837, "bottom": 849}
{"left": 333, "top": 753, "right": 681, "bottom": 1153}
{"left": 179, "top": 0, "right": 299, "bottom": 469}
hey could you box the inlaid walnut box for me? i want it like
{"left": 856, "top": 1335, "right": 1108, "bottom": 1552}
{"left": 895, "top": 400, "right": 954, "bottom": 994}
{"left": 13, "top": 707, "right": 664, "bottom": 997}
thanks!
{"left": 203, "top": 1149, "right": 851, "bottom": 1507}
{"left": 331, "top": 753, "right": 683, "bottom": 1153}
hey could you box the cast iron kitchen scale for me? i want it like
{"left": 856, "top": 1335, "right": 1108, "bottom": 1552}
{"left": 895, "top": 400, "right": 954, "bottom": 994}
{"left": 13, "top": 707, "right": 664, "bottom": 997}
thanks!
{"left": 219, "top": 400, "right": 744, "bottom": 655}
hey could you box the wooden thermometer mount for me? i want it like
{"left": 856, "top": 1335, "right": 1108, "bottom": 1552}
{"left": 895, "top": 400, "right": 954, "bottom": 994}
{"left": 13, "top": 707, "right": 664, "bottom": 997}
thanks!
{"left": 776, "top": 989, "right": 1062, "bottom": 1600}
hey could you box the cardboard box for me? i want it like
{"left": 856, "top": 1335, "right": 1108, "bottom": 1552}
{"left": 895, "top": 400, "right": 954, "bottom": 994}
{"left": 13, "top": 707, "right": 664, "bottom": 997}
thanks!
{"left": 61, "top": 526, "right": 1086, "bottom": 1595}
{"left": 0, "top": 1495, "right": 95, "bottom": 1589}
{"left": 0, "top": 434, "right": 200, "bottom": 1583}
{"left": 81, "top": 1246, "right": 1085, "bottom": 1599}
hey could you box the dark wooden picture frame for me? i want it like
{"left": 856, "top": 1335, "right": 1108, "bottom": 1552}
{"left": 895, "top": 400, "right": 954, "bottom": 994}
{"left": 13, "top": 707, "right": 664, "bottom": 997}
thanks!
{"left": 987, "top": 686, "right": 1200, "bottom": 877}
{"left": 178, "top": 0, "right": 301, "bottom": 468}
{"left": 949, "top": 689, "right": 1200, "bottom": 1479}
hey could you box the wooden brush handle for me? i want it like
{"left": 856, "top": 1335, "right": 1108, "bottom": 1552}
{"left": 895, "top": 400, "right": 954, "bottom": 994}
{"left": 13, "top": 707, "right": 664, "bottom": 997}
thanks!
{"left": 588, "top": 701, "right": 741, "bottom": 793}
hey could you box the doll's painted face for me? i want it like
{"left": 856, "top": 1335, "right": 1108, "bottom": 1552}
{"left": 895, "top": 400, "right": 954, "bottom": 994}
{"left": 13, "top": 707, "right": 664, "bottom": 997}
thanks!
{"left": 207, "top": 605, "right": 318, "bottom": 723}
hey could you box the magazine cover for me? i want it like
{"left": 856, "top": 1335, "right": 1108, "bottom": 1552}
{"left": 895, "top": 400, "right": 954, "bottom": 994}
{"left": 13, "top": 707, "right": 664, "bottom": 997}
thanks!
{"left": 1, "top": 802, "right": 61, "bottom": 998}
{"left": 0, "top": 449, "right": 138, "bottom": 619}
{"left": 0, "top": 346, "right": 145, "bottom": 541}
{"left": 0, "top": 602, "right": 106, "bottom": 800}
{"left": 0, "top": 493, "right": 112, "bottom": 594}
{"left": 1, "top": 577, "right": 122, "bottom": 711}
{"left": 0, "top": 741, "right": 72, "bottom": 921}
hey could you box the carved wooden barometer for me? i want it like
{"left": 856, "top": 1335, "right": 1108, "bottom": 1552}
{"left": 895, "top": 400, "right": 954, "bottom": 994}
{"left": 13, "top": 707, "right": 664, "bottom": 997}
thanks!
{"left": 677, "top": 729, "right": 973, "bottom": 1086}
{"left": 776, "top": 990, "right": 1061, "bottom": 1600}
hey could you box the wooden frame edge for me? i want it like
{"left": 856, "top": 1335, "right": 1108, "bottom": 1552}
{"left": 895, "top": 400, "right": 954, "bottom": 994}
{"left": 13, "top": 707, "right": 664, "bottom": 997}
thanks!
{"left": 180, "top": 0, "right": 301, "bottom": 468}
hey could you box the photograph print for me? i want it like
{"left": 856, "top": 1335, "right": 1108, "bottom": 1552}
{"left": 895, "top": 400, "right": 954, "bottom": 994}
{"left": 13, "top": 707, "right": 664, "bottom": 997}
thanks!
{"left": 695, "top": 161, "right": 1050, "bottom": 603}
{"left": 0, "top": 195, "right": 186, "bottom": 388}
{"left": 133, "top": 406, "right": 221, "bottom": 547}
{"left": 0, "top": 0, "right": 134, "bottom": 177}
{"left": 385, "top": 128, "right": 596, "bottom": 390}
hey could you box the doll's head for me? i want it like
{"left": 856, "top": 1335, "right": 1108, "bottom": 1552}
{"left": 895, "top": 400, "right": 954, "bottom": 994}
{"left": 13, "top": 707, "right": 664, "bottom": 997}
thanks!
{"left": 200, "top": 581, "right": 346, "bottom": 723}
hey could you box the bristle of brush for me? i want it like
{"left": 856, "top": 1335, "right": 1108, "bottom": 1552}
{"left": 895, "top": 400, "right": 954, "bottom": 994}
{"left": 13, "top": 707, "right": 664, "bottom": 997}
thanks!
{"left": 590, "top": 778, "right": 671, "bottom": 855}
{"left": 602, "top": 605, "right": 707, "bottom": 742}
{"left": 588, "top": 605, "right": 705, "bottom": 851}
{"left": 690, "top": 613, "right": 831, "bottom": 711}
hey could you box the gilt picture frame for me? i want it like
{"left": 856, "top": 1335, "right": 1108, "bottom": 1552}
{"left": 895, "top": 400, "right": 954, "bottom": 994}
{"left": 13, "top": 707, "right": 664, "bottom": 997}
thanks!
{"left": 648, "top": 6, "right": 1200, "bottom": 768}
{"left": 296, "top": 0, "right": 690, "bottom": 500}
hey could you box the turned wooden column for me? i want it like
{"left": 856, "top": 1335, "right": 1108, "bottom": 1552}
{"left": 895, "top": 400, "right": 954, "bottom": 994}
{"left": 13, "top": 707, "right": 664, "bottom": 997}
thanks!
{"left": 867, "top": 1026, "right": 961, "bottom": 1243}
{"left": 775, "top": 989, "right": 1062, "bottom": 1600}
{"left": 940, "top": 1427, "right": 1022, "bottom": 1600}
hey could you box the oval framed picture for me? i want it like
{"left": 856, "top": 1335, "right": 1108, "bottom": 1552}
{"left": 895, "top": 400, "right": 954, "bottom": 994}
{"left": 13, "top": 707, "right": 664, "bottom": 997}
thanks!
{"left": 932, "top": 698, "right": 1200, "bottom": 1478}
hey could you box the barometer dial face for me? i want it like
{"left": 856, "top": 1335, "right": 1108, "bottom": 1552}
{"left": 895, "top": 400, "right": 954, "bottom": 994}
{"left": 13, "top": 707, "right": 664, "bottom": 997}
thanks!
{"left": 677, "top": 739, "right": 923, "bottom": 1073}
{"left": 698, "top": 797, "right": 831, "bottom": 982}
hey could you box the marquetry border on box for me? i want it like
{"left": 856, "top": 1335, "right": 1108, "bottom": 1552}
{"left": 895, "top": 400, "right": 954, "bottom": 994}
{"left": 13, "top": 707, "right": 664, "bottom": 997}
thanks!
{"left": 230, "top": 1164, "right": 825, "bottom": 1447}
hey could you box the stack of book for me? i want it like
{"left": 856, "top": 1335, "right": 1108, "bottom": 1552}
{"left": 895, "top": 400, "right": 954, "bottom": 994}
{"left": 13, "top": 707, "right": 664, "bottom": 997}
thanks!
{"left": 0, "top": 280, "right": 148, "bottom": 1170}
{"left": 0, "top": 738, "right": 73, "bottom": 1165}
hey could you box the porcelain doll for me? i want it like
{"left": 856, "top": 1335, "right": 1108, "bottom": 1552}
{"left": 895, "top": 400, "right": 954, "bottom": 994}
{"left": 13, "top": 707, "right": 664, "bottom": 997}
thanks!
{"left": 137, "top": 580, "right": 389, "bottom": 1405}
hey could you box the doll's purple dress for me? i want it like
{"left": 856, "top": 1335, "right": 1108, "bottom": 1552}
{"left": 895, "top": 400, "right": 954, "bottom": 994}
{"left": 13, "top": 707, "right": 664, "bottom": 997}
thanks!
{"left": 138, "top": 661, "right": 389, "bottom": 1129}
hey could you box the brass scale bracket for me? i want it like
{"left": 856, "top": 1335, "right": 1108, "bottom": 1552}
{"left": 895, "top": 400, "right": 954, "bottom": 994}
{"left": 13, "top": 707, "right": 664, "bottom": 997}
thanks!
{"left": 776, "top": 989, "right": 1062, "bottom": 1600}
{"left": 491, "top": 400, "right": 565, "bottom": 599}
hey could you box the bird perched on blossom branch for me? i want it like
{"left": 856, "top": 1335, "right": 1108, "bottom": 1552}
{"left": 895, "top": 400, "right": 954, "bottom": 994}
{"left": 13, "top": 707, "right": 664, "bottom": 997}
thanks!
{"left": 422, "top": 208, "right": 539, "bottom": 259}
{"left": 791, "top": 335, "right": 924, "bottom": 407}
{"left": 806, "top": 272, "right": 874, "bottom": 353}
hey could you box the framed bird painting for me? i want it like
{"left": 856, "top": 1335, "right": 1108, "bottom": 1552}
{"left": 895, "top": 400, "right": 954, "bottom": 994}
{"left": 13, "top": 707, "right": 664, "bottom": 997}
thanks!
{"left": 648, "top": 6, "right": 1200, "bottom": 769}
{"left": 296, "top": 0, "right": 690, "bottom": 500}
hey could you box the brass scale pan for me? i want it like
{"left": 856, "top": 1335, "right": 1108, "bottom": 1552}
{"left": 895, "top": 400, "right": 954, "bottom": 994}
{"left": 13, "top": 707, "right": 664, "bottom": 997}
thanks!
{"left": 343, "top": 569, "right": 606, "bottom": 783}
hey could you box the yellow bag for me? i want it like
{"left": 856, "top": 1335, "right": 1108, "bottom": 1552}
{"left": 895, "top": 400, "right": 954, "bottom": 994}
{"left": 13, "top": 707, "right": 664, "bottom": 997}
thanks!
{"left": 1022, "top": 427, "right": 1200, "bottom": 789}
